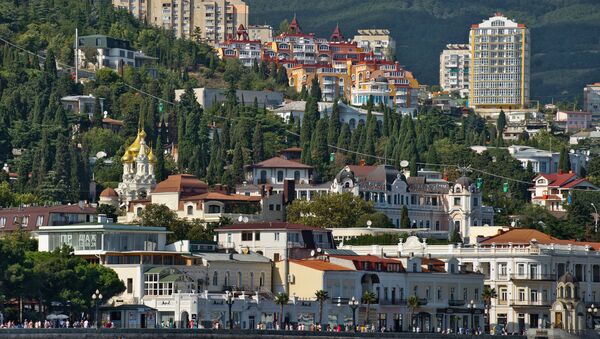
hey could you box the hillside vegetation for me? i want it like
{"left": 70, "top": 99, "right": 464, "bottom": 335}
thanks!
{"left": 248, "top": 0, "right": 600, "bottom": 102}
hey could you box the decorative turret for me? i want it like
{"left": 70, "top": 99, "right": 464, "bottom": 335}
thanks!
{"left": 288, "top": 14, "right": 302, "bottom": 34}
{"left": 116, "top": 128, "right": 157, "bottom": 208}
{"left": 330, "top": 24, "right": 344, "bottom": 42}
{"left": 236, "top": 24, "right": 249, "bottom": 40}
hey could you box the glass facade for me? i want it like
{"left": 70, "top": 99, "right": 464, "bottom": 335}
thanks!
{"left": 47, "top": 231, "right": 158, "bottom": 251}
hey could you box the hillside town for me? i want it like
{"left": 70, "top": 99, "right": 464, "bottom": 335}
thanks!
{"left": 1, "top": 1, "right": 600, "bottom": 339}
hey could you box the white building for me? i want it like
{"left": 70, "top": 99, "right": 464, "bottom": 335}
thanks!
{"left": 530, "top": 172, "right": 599, "bottom": 214}
{"left": 341, "top": 230, "right": 600, "bottom": 334}
{"left": 330, "top": 166, "right": 494, "bottom": 236}
{"left": 174, "top": 87, "right": 283, "bottom": 109}
{"left": 115, "top": 129, "right": 157, "bottom": 207}
{"left": 506, "top": 145, "right": 588, "bottom": 176}
{"left": 469, "top": 13, "right": 530, "bottom": 110}
{"left": 352, "top": 29, "right": 396, "bottom": 61}
{"left": 61, "top": 95, "right": 104, "bottom": 117}
{"left": 584, "top": 83, "right": 600, "bottom": 124}
{"left": 271, "top": 100, "right": 384, "bottom": 130}
{"left": 439, "top": 44, "right": 470, "bottom": 98}
{"left": 351, "top": 77, "right": 392, "bottom": 109}
{"left": 76, "top": 35, "right": 156, "bottom": 74}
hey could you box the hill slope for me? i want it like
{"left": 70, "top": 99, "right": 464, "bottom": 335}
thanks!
{"left": 247, "top": 0, "right": 600, "bottom": 103}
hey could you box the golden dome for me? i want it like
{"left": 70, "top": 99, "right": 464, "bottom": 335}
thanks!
{"left": 121, "top": 150, "right": 134, "bottom": 163}
{"left": 125, "top": 129, "right": 147, "bottom": 156}
{"left": 147, "top": 147, "right": 157, "bottom": 163}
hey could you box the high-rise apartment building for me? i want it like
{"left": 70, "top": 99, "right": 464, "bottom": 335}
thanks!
{"left": 439, "top": 44, "right": 470, "bottom": 98}
{"left": 469, "top": 13, "right": 530, "bottom": 109}
{"left": 352, "top": 29, "right": 396, "bottom": 61}
{"left": 114, "top": 0, "right": 248, "bottom": 44}
{"left": 584, "top": 83, "right": 600, "bottom": 124}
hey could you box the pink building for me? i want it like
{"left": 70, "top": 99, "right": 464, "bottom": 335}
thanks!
{"left": 555, "top": 111, "right": 592, "bottom": 133}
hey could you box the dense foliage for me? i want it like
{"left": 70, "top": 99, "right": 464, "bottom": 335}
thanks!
{"left": 247, "top": 0, "right": 600, "bottom": 102}
{"left": 0, "top": 231, "right": 125, "bottom": 321}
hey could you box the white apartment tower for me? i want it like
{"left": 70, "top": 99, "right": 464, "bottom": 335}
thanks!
{"left": 469, "top": 13, "right": 530, "bottom": 110}
{"left": 439, "top": 44, "right": 470, "bottom": 98}
{"left": 113, "top": 0, "right": 248, "bottom": 44}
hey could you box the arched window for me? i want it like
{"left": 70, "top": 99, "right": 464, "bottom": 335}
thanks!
{"left": 136, "top": 207, "right": 143, "bottom": 216}
{"left": 213, "top": 272, "right": 218, "bottom": 286}
{"left": 187, "top": 205, "right": 193, "bottom": 215}
{"left": 224, "top": 272, "right": 230, "bottom": 287}
{"left": 208, "top": 205, "right": 221, "bottom": 213}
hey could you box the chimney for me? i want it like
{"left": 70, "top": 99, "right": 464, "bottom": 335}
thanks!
{"left": 283, "top": 180, "right": 295, "bottom": 205}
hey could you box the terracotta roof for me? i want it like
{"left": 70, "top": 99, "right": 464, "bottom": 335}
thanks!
{"left": 280, "top": 147, "right": 303, "bottom": 152}
{"left": 252, "top": 157, "right": 312, "bottom": 169}
{"left": 100, "top": 187, "right": 118, "bottom": 198}
{"left": 479, "top": 228, "right": 600, "bottom": 250}
{"left": 216, "top": 222, "right": 327, "bottom": 232}
{"left": 153, "top": 174, "right": 208, "bottom": 195}
{"left": 182, "top": 192, "right": 262, "bottom": 202}
{"left": 102, "top": 117, "right": 123, "bottom": 126}
{"left": 290, "top": 259, "right": 353, "bottom": 271}
{"left": 534, "top": 173, "right": 578, "bottom": 187}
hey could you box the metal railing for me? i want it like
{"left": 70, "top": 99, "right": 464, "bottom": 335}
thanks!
{"left": 509, "top": 299, "right": 551, "bottom": 306}
{"left": 510, "top": 273, "right": 555, "bottom": 281}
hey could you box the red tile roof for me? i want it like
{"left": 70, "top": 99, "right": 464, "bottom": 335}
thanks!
{"left": 290, "top": 259, "right": 353, "bottom": 271}
{"left": 216, "top": 222, "right": 326, "bottom": 232}
{"left": 479, "top": 228, "right": 600, "bottom": 250}
{"left": 252, "top": 157, "right": 312, "bottom": 169}
{"left": 153, "top": 174, "right": 209, "bottom": 195}
{"left": 182, "top": 192, "right": 262, "bottom": 202}
{"left": 100, "top": 187, "right": 118, "bottom": 197}
{"left": 534, "top": 173, "right": 578, "bottom": 187}
{"left": 0, "top": 204, "right": 96, "bottom": 232}
{"left": 329, "top": 254, "right": 401, "bottom": 264}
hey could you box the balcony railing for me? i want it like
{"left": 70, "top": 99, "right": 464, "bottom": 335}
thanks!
{"left": 510, "top": 274, "right": 555, "bottom": 281}
{"left": 509, "top": 299, "right": 551, "bottom": 307}
{"left": 379, "top": 299, "right": 407, "bottom": 306}
{"left": 448, "top": 299, "right": 466, "bottom": 307}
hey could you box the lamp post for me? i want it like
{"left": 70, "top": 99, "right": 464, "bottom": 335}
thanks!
{"left": 224, "top": 291, "right": 234, "bottom": 329}
{"left": 591, "top": 203, "right": 598, "bottom": 233}
{"left": 588, "top": 304, "right": 598, "bottom": 329}
{"left": 91, "top": 289, "right": 102, "bottom": 329}
{"left": 468, "top": 299, "right": 476, "bottom": 333}
{"left": 349, "top": 296, "right": 359, "bottom": 332}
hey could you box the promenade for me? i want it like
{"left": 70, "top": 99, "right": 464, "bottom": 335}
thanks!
{"left": 0, "top": 328, "right": 527, "bottom": 339}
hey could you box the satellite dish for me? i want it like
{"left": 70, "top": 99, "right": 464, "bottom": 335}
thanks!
{"left": 400, "top": 160, "right": 409, "bottom": 168}
{"left": 510, "top": 221, "right": 516, "bottom": 227}
{"left": 310, "top": 250, "right": 315, "bottom": 257}
{"left": 366, "top": 220, "right": 372, "bottom": 228}
{"left": 238, "top": 216, "right": 243, "bottom": 222}
{"left": 243, "top": 217, "right": 249, "bottom": 223}
{"left": 96, "top": 151, "right": 107, "bottom": 159}
{"left": 317, "top": 248, "right": 322, "bottom": 253}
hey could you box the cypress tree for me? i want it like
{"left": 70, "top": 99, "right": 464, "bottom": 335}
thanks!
{"left": 206, "top": 131, "right": 223, "bottom": 185}
{"left": 327, "top": 100, "right": 341, "bottom": 147}
{"left": 309, "top": 77, "right": 322, "bottom": 102}
{"left": 337, "top": 123, "right": 351, "bottom": 150}
{"left": 92, "top": 95, "right": 103, "bottom": 128}
{"left": 497, "top": 110, "right": 506, "bottom": 139}
{"left": 155, "top": 134, "right": 167, "bottom": 182}
{"left": 231, "top": 143, "right": 245, "bottom": 182}
{"left": 252, "top": 122, "right": 264, "bottom": 163}
{"left": 68, "top": 142, "right": 81, "bottom": 202}
{"left": 558, "top": 147, "right": 571, "bottom": 173}
{"left": 311, "top": 119, "right": 329, "bottom": 168}
{"left": 400, "top": 205, "right": 410, "bottom": 228}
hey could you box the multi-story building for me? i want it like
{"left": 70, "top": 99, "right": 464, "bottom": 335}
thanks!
{"left": 505, "top": 145, "right": 588, "bottom": 176}
{"left": 215, "top": 24, "right": 262, "bottom": 67}
{"left": 274, "top": 251, "right": 484, "bottom": 332}
{"left": 330, "top": 166, "right": 494, "bottom": 236}
{"left": 351, "top": 76, "right": 392, "bottom": 109}
{"left": 584, "top": 83, "right": 600, "bottom": 124}
{"left": 469, "top": 13, "right": 530, "bottom": 110}
{"left": 352, "top": 29, "right": 396, "bottom": 61}
{"left": 112, "top": 0, "right": 148, "bottom": 20}
{"left": 439, "top": 44, "right": 470, "bottom": 98}
{"left": 530, "top": 172, "right": 598, "bottom": 214}
{"left": 174, "top": 87, "right": 283, "bottom": 109}
{"left": 61, "top": 95, "right": 105, "bottom": 117}
{"left": 247, "top": 24, "right": 273, "bottom": 43}
{"left": 341, "top": 229, "right": 600, "bottom": 333}
{"left": 76, "top": 35, "right": 156, "bottom": 74}
{"left": 288, "top": 64, "right": 352, "bottom": 102}
{"left": 554, "top": 111, "right": 592, "bottom": 133}
{"left": 0, "top": 203, "right": 96, "bottom": 233}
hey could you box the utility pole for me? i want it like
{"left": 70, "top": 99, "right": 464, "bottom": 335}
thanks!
{"left": 74, "top": 28, "right": 79, "bottom": 83}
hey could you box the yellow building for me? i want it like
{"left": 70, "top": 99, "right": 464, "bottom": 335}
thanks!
{"left": 289, "top": 64, "right": 352, "bottom": 102}
{"left": 469, "top": 13, "right": 530, "bottom": 110}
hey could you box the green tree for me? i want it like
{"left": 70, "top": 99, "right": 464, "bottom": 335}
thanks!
{"left": 407, "top": 295, "right": 420, "bottom": 330}
{"left": 400, "top": 205, "right": 410, "bottom": 228}
{"left": 481, "top": 287, "right": 497, "bottom": 333}
{"left": 252, "top": 122, "right": 264, "bottom": 163}
{"left": 361, "top": 291, "right": 377, "bottom": 326}
{"left": 274, "top": 292, "right": 289, "bottom": 328}
{"left": 97, "top": 204, "right": 118, "bottom": 220}
{"left": 286, "top": 193, "right": 376, "bottom": 228}
{"left": 558, "top": 147, "right": 571, "bottom": 173}
{"left": 92, "top": 96, "right": 103, "bottom": 128}
{"left": 315, "top": 289, "right": 329, "bottom": 326}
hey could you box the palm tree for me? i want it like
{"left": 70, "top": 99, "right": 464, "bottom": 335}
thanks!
{"left": 315, "top": 290, "right": 329, "bottom": 326}
{"left": 362, "top": 291, "right": 377, "bottom": 326}
{"left": 482, "top": 287, "right": 497, "bottom": 333}
{"left": 407, "top": 295, "right": 420, "bottom": 331}
{"left": 274, "top": 292, "right": 289, "bottom": 329}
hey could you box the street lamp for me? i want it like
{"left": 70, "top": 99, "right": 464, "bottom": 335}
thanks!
{"left": 591, "top": 203, "right": 598, "bottom": 233}
{"left": 224, "top": 291, "right": 235, "bottom": 329}
{"left": 588, "top": 304, "right": 598, "bottom": 329}
{"left": 349, "top": 296, "right": 359, "bottom": 332}
{"left": 468, "top": 299, "right": 476, "bottom": 333}
{"left": 91, "top": 289, "right": 103, "bottom": 329}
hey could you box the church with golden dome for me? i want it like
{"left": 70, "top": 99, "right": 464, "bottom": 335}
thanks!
{"left": 115, "top": 129, "right": 157, "bottom": 207}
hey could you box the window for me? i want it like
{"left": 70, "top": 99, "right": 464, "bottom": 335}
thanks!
{"left": 474, "top": 288, "right": 479, "bottom": 301}
{"left": 274, "top": 253, "right": 280, "bottom": 261}
{"left": 208, "top": 205, "right": 221, "bottom": 213}
{"left": 136, "top": 207, "right": 143, "bottom": 216}
{"left": 127, "top": 278, "right": 133, "bottom": 294}
{"left": 187, "top": 205, "right": 193, "bottom": 215}
{"left": 518, "top": 289, "right": 526, "bottom": 302}
{"left": 237, "top": 272, "right": 242, "bottom": 287}
{"left": 530, "top": 289, "right": 538, "bottom": 302}
{"left": 274, "top": 232, "right": 280, "bottom": 241}
{"left": 254, "top": 232, "right": 261, "bottom": 241}
{"left": 294, "top": 171, "right": 300, "bottom": 183}
{"left": 277, "top": 170, "right": 284, "bottom": 182}
{"left": 0, "top": 217, "right": 5, "bottom": 228}
{"left": 500, "top": 288, "right": 507, "bottom": 302}
{"left": 463, "top": 288, "right": 468, "bottom": 301}
{"left": 454, "top": 197, "right": 461, "bottom": 206}
{"left": 250, "top": 272, "right": 254, "bottom": 290}
{"left": 213, "top": 272, "right": 218, "bottom": 286}
{"left": 498, "top": 263, "right": 507, "bottom": 277}
{"left": 36, "top": 215, "right": 44, "bottom": 227}
{"left": 21, "top": 216, "right": 28, "bottom": 227}
{"left": 259, "top": 272, "right": 265, "bottom": 287}
{"left": 437, "top": 288, "right": 442, "bottom": 300}
{"left": 227, "top": 233, "right": 232, "bottom": 244}
{"left": 241, "top": 232, "right": 253, "bottom": 241}
{"left": 224, "top": 272, "right": 230, "bottom": 287}
{"left": 473, "top": 198, "right": 479, "bottom": 207}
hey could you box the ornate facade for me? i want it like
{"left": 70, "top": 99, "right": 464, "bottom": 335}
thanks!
{"left": 115, "top": 129, "right": 157, "bottom": 207}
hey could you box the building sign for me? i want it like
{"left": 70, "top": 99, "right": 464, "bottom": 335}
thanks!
{"left": 52, "top": 232, "right": 101, "bottom": 251}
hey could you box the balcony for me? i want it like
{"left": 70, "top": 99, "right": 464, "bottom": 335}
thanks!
{"left": 448, "top": 299, "right": 466, "bottom": 307}
{"left": 510, "top": 299, "right": 551, "bottom": 307}
{"left": 510, "top": 274, "right": 555, "bottom": 281}
{"left": 379, "top": 299, "right": 407, "bottom": 306}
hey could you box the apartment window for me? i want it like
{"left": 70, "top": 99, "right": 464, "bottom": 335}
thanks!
{"left": 517, "top": 263, "right": 525, "bottom": 277}
{"left": 237, "top": 272, "right": 242, "bottom": 287}
{"left": 213, "top": 272, "right": 218, "bottom": 286}
{"left": 500, "top": 288, "right": 507, "bottom": 302}
{"left": 127, "top": 278, "right": 133, "bottom": 294}
{"left": 277, "top": 170, "right": 284, "bottom": 182}
{"left": 241, "top": 232, "right": 253, "bottom": 241}
{"left": 274, "top": 253, "right": 280, "bottom": 261}
{"left": 474, "top": 288, "right": 479, "bottom": 301}
{"left": 21, "top": 216, "right": 29, "bottom": 227}
{"left": 274, "top": 232, "right": 280, "bottom": 241}
{"left": 530, "top": 290, "right": 538, "bottom": 302}
{"left": 254, "top": 232, "right": 261, "bottom": 241}
{"left": 593, "top": 265, "right": 600, "bottom": 282}
{"left": 450, "top": 287, "right": 455, "bottom": 300}
{"left": 437, "top": 288, "right": 442, "bottom": 300}
{"left": 36, "top": 215, "right": 44, "bottom": 227}
{"left": 498, "top": 263, "right": 507, "bottom": 277}
{"left": 518, "top": 289, "right": 526, "bottom": 302}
